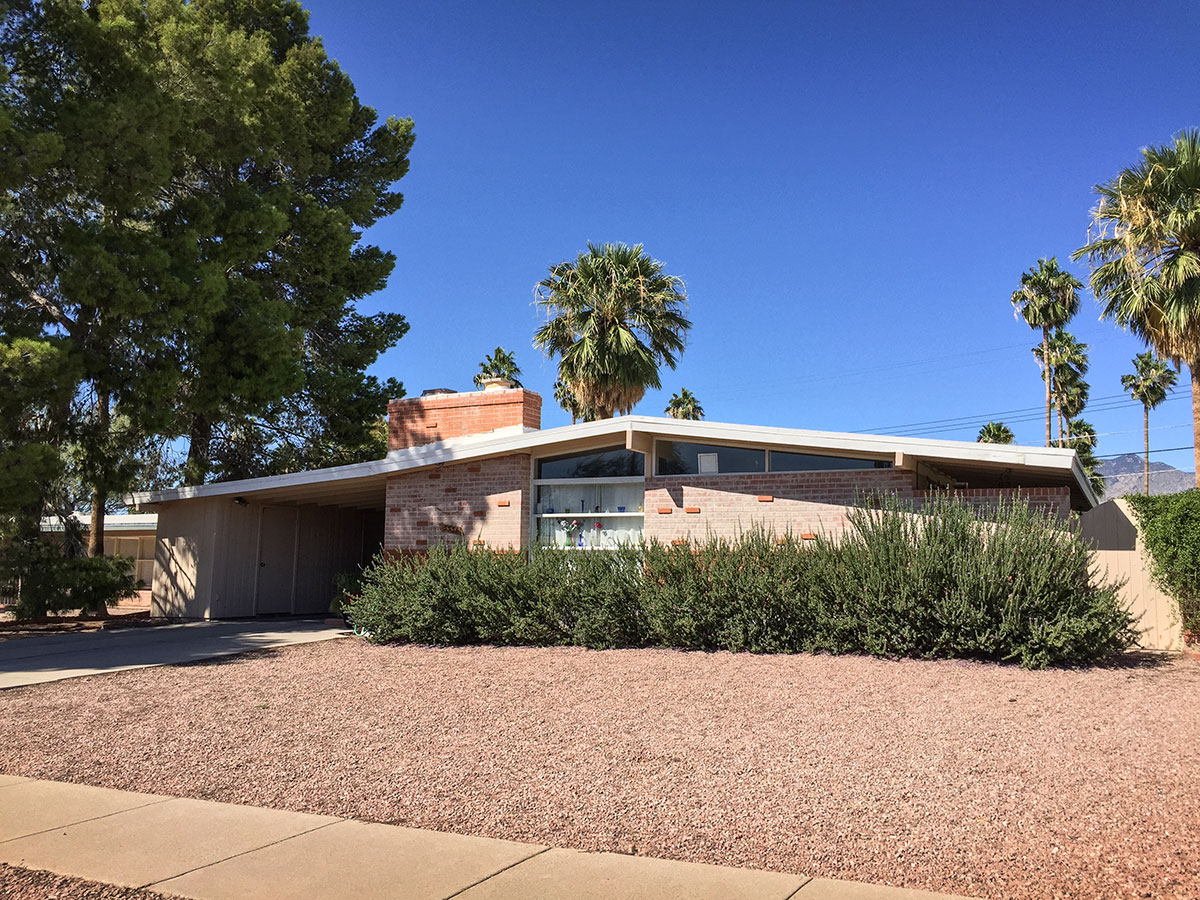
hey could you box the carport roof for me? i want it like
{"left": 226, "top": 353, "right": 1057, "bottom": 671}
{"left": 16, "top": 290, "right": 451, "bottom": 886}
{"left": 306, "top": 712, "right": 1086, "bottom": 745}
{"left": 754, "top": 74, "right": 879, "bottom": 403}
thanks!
{"left": 128, "top": 416, "right": 1098, "bottom": 511}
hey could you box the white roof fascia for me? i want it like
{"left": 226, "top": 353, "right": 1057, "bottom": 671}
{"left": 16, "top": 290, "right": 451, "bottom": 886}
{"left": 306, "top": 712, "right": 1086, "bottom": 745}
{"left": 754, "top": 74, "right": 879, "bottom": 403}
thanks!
{"left": 1069, "top": 454, "right": 1101, "bottom": 509}
{"left": 129, "top": 415, "right": 1091, "bottom": 506}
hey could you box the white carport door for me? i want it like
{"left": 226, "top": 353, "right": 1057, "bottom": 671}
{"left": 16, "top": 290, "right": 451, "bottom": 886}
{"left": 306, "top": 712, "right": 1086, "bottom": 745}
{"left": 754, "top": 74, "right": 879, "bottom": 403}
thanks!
{"left": 255, "top": 506, "right": 298, "bottom": 614}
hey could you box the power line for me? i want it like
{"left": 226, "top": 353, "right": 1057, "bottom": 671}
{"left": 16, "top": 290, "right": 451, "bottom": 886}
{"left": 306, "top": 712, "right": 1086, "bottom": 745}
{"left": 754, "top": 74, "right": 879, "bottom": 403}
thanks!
{"left": 859, "top": 391, "right": 1192, "bottom": 437}
{"left": 857, "top": 391, "right": 1134, "bottom": 434}
{"left": 899, "top": 397, "right": 1191, "bottom": 438}
{"left": 1095, "top": 445, "right": 1194, "bottom": 460}
{"left": 705, "top": 335, "right": 1132, "bottom": 402}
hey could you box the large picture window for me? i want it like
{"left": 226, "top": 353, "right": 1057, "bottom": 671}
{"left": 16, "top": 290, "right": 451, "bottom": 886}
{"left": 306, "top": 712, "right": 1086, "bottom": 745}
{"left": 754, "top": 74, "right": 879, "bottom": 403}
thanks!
{"left": 534, "top": 446, "right": 644, "bottom": 548}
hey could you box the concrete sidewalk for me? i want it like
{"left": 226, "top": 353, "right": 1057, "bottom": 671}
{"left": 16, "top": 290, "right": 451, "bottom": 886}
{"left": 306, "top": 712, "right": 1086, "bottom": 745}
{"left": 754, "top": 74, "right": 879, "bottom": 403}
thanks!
{"left": 0, "top": 777, "right": 975, "bottom": 900}
{"left": 0, "top": 619, "right": 347, "bottom": 689}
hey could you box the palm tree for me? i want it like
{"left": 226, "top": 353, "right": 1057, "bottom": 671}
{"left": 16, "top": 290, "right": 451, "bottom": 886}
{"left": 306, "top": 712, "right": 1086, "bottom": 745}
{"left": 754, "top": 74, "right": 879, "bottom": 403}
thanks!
{"left": 1121, "top": 351, "right": 1178, "bottom": 494}
{"left": 1074, "top": 129, "right": 1200, "bottom": 488}
{"left": 1011, "top": 258, "right": 1083, "bottom": 446}
{"left": 977, "top": 421, "right": 1015, "bottom": 444}
{"left": 1068, "top": 418, "right": 1106, "bottom": 498}
{"left": 533, "top": 243, "right": 691, "bottom": 418}
{"left": 473, "top": 347, "right": 522, "bottom": 388}
{"left": 1042, "top": 330, "right": 1089, "bottom": 445}
{"left": 1053, "top": 369, "right": 1089, "bottom": 446}
{"left": 553, "top": 379, "right": 592, "bottom": 424}
{"left": 665, "top": 388, "right": 704, "bottom": 420}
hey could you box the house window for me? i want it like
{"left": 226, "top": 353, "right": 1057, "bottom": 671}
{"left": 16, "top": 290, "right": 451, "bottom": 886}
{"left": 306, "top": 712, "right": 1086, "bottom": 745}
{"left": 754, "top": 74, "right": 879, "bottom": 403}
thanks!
{"left": 536, "top": 446, "right": 644, "bottom": 479}
{"left": 656, "top": 441, "right": 766, "bottom": 476}
{"left": 534, "top": 446, "right": 644, "bottom": 548}
{"left": 769, "top": 451, "right": 893, "bottom": 472}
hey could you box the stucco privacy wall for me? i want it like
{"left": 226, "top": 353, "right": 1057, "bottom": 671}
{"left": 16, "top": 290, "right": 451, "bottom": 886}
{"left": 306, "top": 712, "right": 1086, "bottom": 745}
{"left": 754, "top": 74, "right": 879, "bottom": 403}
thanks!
{"left": 644, "top": 469, "right": 916, "bottom": 542}
{"left": 385, "top": 454, "right": 531, "bottom": 551}
{"left": 153, "top": 497, "right": 380, "bottom": 618}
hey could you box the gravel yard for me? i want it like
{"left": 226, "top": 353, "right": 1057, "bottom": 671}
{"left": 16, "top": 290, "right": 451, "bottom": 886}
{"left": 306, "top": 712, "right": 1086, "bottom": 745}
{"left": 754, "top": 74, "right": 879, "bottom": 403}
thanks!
{"left": 0, "top": 864, "right": 171, "bottom": 900}
{"left": 1, "top": 640, "right": 1197, "bottom": 900}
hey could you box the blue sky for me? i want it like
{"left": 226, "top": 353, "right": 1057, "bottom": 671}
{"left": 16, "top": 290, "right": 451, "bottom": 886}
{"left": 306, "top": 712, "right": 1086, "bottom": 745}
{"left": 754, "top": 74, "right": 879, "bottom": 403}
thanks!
{"left": 306, "top": 0, "right": 1200, "bottom": 471}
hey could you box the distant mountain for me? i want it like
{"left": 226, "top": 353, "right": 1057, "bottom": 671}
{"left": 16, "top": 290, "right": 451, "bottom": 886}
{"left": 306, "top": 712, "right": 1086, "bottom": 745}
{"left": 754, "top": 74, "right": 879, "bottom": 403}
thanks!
{"left": 1098, "top": 453, "right": 1195, "bottom": 497}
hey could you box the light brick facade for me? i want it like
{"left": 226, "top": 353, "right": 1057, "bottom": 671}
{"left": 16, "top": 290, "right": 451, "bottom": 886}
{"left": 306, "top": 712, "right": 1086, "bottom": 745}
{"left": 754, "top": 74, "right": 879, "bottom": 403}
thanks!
{"left": 388, "top": 388, "right": 541, "bottom": 451}
{"left": 385, "top": 454, "right": 531, "bottom": 551}
{"left": 644, "top": 469, "right": 916, "bottom": 543}
{"left": 384, "top": 462, "right": 1074, "bottom": 553}
{"left": 379, "top": 388, "right": 1078, "bottom": 552}
{"left": 913, "top": 486, "right": 1072, "bottom": 520}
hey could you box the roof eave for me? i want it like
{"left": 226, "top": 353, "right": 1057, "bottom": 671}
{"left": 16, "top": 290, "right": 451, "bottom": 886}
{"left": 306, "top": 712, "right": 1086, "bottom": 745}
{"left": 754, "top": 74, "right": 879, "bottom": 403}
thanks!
{"left": 128, "top": 416, "right": 1092, "bottom": 507}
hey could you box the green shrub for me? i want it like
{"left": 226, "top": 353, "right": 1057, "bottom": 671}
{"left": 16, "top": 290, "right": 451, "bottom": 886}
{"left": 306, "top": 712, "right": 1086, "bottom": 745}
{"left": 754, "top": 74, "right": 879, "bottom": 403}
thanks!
{"left": 822, "top": 494, "right": 1136, "bottom": 668}
{"left": 641, "top": 531, "right": 821, "bottom": 653}
{"left": 351, "top": 496, "right": 1137, "bottom": 669}
{"left": 351, "top": 544, "right": 648, "bottom": 649}
{"left": 6, "top": 543, "right": 137, "bottom": 620}
{"left": 330, "top": 571, "right": 361, "bottom": 616}
{"left": 1126, "top": 490, "right": 1200, "bottom": 639}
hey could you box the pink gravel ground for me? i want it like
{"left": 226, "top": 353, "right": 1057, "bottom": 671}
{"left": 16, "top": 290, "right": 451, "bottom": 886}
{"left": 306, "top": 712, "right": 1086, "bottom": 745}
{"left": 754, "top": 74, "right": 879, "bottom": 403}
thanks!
{"left": 1, "top": 640, "right": 1197, "bottom": 900}
{"left": 0, "top": 864, "right": 173, "bottom": 899}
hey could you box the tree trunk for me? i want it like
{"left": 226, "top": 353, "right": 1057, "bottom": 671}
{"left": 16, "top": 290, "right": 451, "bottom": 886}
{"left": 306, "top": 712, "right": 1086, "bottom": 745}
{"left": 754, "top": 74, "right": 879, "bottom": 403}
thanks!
{"left": 1192, "top": 362, "right": 1200, "bottom": 490}
{"left": 1142, "top": 405, "right": 1152, "bottom": 496}
{"left": 184, "top": 413, "right": 212, "bottom": 486}
{"left": 88, "top": 389, "right": 110, "bottom": 619}
{"left": 1043, "top": 328, "right": 1052, "bottom": 447}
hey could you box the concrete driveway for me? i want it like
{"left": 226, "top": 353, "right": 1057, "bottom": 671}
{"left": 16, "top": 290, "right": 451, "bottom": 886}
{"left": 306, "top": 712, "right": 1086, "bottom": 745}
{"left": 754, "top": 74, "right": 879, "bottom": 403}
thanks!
{"left": 0, "top": 619, "right": 347, "bottom": 689}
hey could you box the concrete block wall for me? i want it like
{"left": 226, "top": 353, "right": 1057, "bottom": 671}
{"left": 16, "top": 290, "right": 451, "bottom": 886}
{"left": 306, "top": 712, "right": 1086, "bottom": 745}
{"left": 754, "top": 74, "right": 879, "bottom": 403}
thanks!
{"left": 643, "top": 469, "right": 916, "bottom": 543}
{"left": 385, "top": 454, "right": 531, "bottom": 551}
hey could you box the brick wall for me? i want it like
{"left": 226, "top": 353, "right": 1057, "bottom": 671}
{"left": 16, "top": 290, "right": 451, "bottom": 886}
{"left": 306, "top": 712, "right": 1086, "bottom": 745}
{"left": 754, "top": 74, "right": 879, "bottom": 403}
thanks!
{"left": 913, "top": 486, "right": 1072, "bottom": 520}
{"left": 643, "top": 469, "right": 916, "bottom": 543}
{"left": 388, "top": 389, "right": 542, "bottom": 451}
{"left": 385, "top": 454, "right": 531, "bottom": 551}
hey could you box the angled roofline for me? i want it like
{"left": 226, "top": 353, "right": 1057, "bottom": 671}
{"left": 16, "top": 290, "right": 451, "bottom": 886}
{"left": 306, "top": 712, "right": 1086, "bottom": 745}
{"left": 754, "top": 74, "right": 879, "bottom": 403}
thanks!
{"left": 129, "top": 415, "right": 1097, "bottom": 508}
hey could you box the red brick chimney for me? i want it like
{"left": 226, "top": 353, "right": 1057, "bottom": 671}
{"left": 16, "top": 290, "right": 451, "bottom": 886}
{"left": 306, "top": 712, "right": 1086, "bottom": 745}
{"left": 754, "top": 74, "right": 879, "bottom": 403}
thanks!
{"left": 387, "top": 380, "right": 542, "bottom": 451}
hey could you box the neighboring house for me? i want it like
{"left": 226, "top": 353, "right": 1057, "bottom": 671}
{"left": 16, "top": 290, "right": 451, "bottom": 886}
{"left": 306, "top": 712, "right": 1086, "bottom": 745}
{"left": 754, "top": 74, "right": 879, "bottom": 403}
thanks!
{"left": 39, "top": 513, "right": 159, "bottom": 607}
{"left": 131, "top": 382, "right": 1096, "bottom": 619}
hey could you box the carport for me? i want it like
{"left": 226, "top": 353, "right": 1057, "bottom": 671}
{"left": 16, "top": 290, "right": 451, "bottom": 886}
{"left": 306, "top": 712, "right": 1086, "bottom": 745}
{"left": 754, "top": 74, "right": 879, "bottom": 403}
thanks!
{"left": 138, "top": 465, "right": 390, "bottom": 619}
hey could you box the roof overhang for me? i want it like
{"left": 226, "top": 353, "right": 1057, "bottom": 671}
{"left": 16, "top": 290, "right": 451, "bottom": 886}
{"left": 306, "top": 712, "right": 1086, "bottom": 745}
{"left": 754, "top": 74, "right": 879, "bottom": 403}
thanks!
{"left": 129, "top": 416, "right": 1097, "bottom": 511}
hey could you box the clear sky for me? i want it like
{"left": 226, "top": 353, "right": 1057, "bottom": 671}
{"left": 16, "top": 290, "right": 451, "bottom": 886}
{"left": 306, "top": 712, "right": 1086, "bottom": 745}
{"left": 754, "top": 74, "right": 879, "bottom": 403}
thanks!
{"left": 304, "top": 0, "right": 1200, "bottom": 472}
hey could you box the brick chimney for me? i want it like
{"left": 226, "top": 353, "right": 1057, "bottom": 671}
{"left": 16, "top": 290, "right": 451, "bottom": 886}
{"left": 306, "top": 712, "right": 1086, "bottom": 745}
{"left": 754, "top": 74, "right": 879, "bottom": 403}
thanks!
{"left": 387, "top": 382, "right": 542, "bottom": 451}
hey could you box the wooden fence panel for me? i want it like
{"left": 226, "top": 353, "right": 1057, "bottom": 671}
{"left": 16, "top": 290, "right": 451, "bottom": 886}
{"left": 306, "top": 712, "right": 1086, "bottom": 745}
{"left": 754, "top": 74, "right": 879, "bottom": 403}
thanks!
{"left": 1082, "top": 499, "right": 1182, "bottom": 652}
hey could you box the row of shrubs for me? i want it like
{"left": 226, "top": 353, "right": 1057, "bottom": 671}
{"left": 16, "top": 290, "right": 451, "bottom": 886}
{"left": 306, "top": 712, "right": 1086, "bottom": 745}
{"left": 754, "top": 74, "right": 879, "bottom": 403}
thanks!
{"left": 347, "top": 494, "right": 1138, "bottom": 669}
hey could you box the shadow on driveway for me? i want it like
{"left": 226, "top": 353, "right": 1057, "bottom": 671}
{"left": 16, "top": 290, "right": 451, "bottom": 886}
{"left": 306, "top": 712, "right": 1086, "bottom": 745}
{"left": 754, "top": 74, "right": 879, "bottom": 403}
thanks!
{"left": 0, "top": 619, "right": 348, "bottom": 689}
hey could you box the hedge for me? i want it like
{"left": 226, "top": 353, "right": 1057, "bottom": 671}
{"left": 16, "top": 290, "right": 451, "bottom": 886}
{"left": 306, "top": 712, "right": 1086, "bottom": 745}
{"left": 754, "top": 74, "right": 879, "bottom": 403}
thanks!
{"left": 348, "top": 494, "right": 1137, "bottom": 669}
{"left": 1126, "top": 490, "right": 1200, "bottom": 640}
